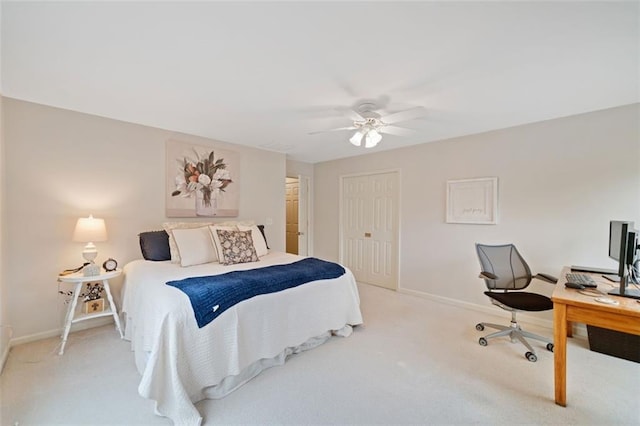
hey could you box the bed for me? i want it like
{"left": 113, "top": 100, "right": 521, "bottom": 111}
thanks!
{"left": 121, "top": 224, "right": 363, "bottom": 426}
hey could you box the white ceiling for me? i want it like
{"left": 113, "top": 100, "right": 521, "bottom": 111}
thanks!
{"left": 2, "top": 1, "right": 638, "bottom": 164}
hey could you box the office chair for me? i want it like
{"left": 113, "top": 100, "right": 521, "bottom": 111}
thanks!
{"left": 475, "top": 243, "right": 558, "bottom": 362}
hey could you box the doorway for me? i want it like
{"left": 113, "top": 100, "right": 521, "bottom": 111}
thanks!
{"left": 285, "top": 177, "right": 299, "bottom": 254}
{"left": 340, "top": 171, "right": 399, "bottom": 290}
{"left": 285, "top": 175, "right": 310, "bottom": 256}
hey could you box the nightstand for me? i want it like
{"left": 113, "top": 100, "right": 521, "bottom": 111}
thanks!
{"left": 57, "top": 269, "right": 124, "bottom": 355}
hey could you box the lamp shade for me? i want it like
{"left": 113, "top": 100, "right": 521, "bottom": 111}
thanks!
{"left": 72, "top": 215, "right": 108, "bottom": 243}
{"left": 349, "top": 131, "right": 364, "bottom": 147}
{"left": 365, "top": 129, "right": 382, "bottom": 148}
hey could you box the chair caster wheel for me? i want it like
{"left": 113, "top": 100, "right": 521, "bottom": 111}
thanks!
{"left": 546, "top": 343, "right": 554, "bottom": 352}
{"left": 475, "top": 323, "right": 484, "bottom": 331}
{"left": 525, "top": 352, "right": 537, "bottom": 362}
{"left": 479, "top": 337, "right": 488, "bottom": 346}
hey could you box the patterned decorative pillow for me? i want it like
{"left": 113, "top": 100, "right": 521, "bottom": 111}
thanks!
{"left": 216, "top": 229, "right": 259, "bottom": 265}
{"left": 209, "top": 225, "right": 241, "bottom": 260}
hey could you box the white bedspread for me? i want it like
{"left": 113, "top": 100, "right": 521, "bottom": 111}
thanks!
{"left": 121, "top": 252, "right": 363, "bottom": 425}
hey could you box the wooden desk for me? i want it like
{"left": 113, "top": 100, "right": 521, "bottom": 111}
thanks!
{"left": 552, "top": 267, "right": 640, "bottom": 406}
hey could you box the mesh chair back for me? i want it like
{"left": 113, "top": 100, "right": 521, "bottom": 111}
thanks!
{"left": 476, "top": 244, "right": 532, "bottom": 291}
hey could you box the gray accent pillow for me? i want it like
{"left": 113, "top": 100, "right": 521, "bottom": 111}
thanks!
{"left": 139, "top": 231, "right": 171, "bottom": 261}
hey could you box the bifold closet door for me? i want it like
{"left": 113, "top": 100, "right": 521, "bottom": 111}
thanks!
{"left": 341, "top": 171, "right": 398, "bottom": 290}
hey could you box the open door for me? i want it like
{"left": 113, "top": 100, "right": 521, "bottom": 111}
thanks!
{"left": 286, "top": 177, "right": 299, "bottom": 254}
{"left": 297, "top": 175, "right": 309, "bottom": 256}
{"left": 286, "top": 175, "right": 311, "bottom": 256}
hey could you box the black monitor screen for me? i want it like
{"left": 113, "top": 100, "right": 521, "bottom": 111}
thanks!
{"left": 626, "top": 229, "right": 639, "bottom": 265}
{"left": 608, "top": 221, "right": 640, "bottom": 299}
{"left": 609, "top": 221, "right": 632, "bottom": 262}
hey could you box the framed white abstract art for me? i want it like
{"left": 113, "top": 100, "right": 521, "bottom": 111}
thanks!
{"left": 446, "top": 177, "right": 498, "bottom": 224}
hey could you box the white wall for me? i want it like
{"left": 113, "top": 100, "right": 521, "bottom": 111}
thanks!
{"left": 286, "top": 159, "right": 314, "bottom": 179}
{"left": 3, "top": 98, "right": 286, "bottom": 342}
{"left": 0, "top": 95, "right": 6, "bottom": 366}
{"left": 0, "top": 0, "right": 9, "bottom": 368}
{"left": 0, "top": 91, "right": 9, "bottom": 369}
{"left": 314, "top": 104, "right": 640, "bottom": 312}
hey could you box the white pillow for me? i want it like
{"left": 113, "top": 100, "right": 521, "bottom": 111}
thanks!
{"left": 237, "top": 224, "right": 268, "bottom": 257}
{"left": 208, "top": 225, "right": 239, "bottom": 259}
{"left": 216, "top": 220, "right": 256, "bottom": 227}
{"left": 172, "top": 227, "right": 217, "bottom": 267}
{"left": 162, "top": 221, "right": 215, "bottom": 263}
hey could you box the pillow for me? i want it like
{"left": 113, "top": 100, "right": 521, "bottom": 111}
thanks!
{"left": 172, "top": 227, "right": 218, "bottom": 267}
{"left": 237, "top": 224, "right": 269, "bottom": 257}
{"left": 162, "top": 222, "right": 215, "bottom": 263}
{"left": 139, "top": 230, "right": 171, "bottom": 261}
{"left": 257, "top": 225, "right": 269, "bottom": 249}
{"left": 216, "top": 220, "right": 256, "bottom": 227}
{"left": 215, "top": 229, "right": 259, "bottom": 265}
{"left": 208, "top": 225, "right": 240, "bottom": 259}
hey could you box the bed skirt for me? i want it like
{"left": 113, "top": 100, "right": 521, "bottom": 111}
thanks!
{"left": 146, "top": 325, "right": 353, "bottom": 425}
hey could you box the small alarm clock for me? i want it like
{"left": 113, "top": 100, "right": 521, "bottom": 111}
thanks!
{"left": 103, "top": 258, "right": 118, "bottom": 272}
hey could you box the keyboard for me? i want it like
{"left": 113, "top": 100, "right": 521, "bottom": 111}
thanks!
{"left": 570, "top": 265, "right": 617, "bottom": 274}
{"left": 565, "top": 273, "right": 597, "bottom": 288}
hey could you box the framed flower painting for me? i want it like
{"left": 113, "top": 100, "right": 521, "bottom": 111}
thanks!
{"left": 166, "top": 139, "right": 240, "bottom": 217}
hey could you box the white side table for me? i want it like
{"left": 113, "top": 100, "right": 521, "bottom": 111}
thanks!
{"left": 57, "top": 269, "right": 123, "bottom": 355}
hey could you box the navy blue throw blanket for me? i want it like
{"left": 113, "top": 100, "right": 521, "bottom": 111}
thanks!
{"left": 167, "top": 257, "right": 345, "bottom": 328}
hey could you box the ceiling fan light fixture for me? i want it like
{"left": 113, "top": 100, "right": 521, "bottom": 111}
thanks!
{"left": 365, "top": 129, "right": 382, "bottom": 148}
{"left": 349, "top": 131, "right": 364, "bottom": 146}
{"left": 310, "top": 102, "right": 426, "bottom": 150}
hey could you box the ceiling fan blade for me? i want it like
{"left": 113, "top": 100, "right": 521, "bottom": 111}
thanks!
{"left": 381, "top": 107, "right": 427, "bottom": 125}
{"left": 308, "top": 126, "right": 357, "bottom": 135}
{"left": 346, "top": 108, "right": 366, "bottom": 121}
{"left": 379, "top": 125, "right": 416, "bottom": 137}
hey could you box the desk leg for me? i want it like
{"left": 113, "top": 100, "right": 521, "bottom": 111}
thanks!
{"left": 102, "top": 280, "right": 123, "bottom": 339}
{"left": 554, "top": 302, "right": 567, "bottom": 406}
{"left": 59, "top": 282, "right": 81, "bottom": 355}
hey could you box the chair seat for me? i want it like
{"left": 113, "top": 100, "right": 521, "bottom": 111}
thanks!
{"left": 484, "top": 291, "right": 553, "bottom": 311}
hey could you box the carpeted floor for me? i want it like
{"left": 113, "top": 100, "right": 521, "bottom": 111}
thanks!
{"left": 1, "top": 283, "right": 638, "bottom": 425}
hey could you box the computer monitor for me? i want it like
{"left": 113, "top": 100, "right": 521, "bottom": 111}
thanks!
{"left": 608, "top": 220, "right": 640, "bottom": 299}
{"left": 608, "top": 221, "right": 631, "bottom": 275}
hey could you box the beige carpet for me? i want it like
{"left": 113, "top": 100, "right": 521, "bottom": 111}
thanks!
{"left": 1, "top": 283, "right": 639, "bottom": 425}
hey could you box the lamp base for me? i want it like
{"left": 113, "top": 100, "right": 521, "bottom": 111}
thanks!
{"left": 83, "top": 263, "right": 100, "bottom": 277}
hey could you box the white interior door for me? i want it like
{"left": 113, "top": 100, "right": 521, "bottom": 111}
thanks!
{"left": 343, "top": 175, "right": 368, "bottom": 281}
{"left": 341, "top": 171, "right": 398, "bottom": 289}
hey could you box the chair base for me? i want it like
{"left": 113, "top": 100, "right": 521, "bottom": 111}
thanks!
{"left": 476, "top": 321, "right": 554, "bottom": 362}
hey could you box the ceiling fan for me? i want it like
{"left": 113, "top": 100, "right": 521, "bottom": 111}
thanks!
{"left": 309, "top": 102, "right": 426, "bottom": 148}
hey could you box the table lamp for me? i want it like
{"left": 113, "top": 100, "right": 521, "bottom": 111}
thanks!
{"left": 72, "top": 215, "right": 108, "bottom": 276}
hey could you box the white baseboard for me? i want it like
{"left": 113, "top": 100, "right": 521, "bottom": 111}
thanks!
{"left": 397, "top": 286, "right": 588, "bottom": 338}
{"left": 0, "top": 325, "right": 12, "bottom": 375}
{"left": 6, "top": 317, "right": 114, "bottom": 349}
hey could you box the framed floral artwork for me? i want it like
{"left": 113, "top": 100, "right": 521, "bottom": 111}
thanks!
{"left": 446, "top": 177, "right": 498, "bottom": 224}
{"left": 166, "top": 140, "right": 239, "bottom": 217}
